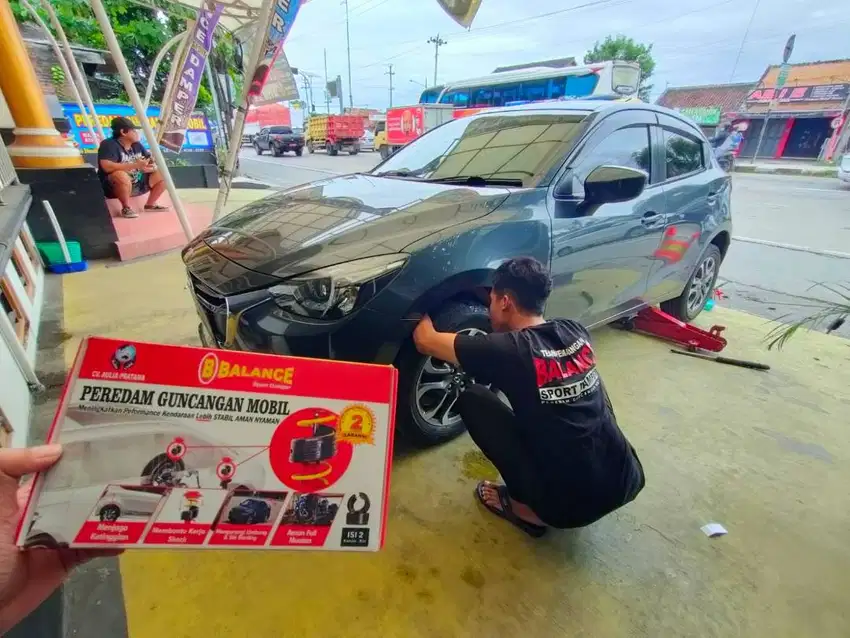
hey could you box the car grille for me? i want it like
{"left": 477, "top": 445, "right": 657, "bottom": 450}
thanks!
{"left": 187, "top": 273, "right": 227, "bottom": 342}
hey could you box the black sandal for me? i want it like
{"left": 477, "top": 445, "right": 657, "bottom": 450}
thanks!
{"left": 475, "top": 481, "right": 547, "bottom": 538}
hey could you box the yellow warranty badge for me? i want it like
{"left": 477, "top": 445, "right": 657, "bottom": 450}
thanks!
{"left": 337, "top": 405, "right": 376, "bottom": 445}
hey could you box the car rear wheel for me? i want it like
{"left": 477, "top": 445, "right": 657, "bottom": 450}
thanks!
{"left": 661, "top": 244, "right": 721, "bottom": 321}
{"left": 296, "top": 147, "right": 303, "bottom": 156}
{"left": 396, "top": 300, "right": 493, "bottom": 447}
{"left": 272, "top": 145, "right": 282, "bottom": 157}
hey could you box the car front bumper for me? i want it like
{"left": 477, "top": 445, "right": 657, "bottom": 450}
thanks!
{"left": 838, "top": 168, "right": 850, "bottom": 183}
{"left": 187, "top": 271, "right": 408, "bottom": 366}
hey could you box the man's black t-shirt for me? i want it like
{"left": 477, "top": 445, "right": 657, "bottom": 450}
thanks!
{"left": 455, "top": 320, "right": 645, "bottom": 527}
{"left": 97, "top": 138, "right": 149, "bottom": 190}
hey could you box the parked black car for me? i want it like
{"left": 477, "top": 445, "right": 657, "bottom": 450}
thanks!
{"left": 253, "top": 126, "right": 304, "bottom": 157}
{"left": 184, "top": 101, "right": 732, "bottom": 447}
{"left": 227, "top": 498, "right": 272, "bottom": 524}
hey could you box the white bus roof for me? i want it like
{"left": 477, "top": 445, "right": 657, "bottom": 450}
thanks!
{"left": 439, "top": 60, "right": 638, "bottom": 93}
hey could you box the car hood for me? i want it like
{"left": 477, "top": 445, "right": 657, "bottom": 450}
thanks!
{"left": 192, "top": 174, "right": 510, "bottom": 280}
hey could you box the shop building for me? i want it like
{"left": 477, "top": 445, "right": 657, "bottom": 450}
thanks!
{"left": 729, "top": 59, "right": 850, "bottom": 160}
{"left": 656, "top": 82, "right": 754, "bottom": 137}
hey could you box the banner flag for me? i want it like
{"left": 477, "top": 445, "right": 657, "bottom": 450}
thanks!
{"left": 158, "top": 0, "right": 223, "bottom": 152}
{"left": 435, "top": 0, "right": 483, "bottom": 28}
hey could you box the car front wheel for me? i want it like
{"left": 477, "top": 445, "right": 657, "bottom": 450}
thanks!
{"left": 396, "top": 300, "right": 493, "bottom": 447}
{"left": 661, "top": 244, "right": 722, "bottom": 321}
{"left": 254, "top": 143, "right": 263, "bottom": 155}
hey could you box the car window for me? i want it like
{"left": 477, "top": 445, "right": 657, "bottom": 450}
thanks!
{"left": 663, "top": 129, "right": 703, "bottom": 180}
{"left": 576, "top": 125, "right": 651, "bottom": 182}
{"left": 259, "top": 128, "right": 268, "bottom": 135}
{"left": 270, "top": 126, "right": 293, "bottom": 134}
{"left": 372, "top": 111, "right": 589, "bottom": 187}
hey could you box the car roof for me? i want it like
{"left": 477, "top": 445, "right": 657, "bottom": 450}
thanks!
{"left": 470, "top": 99, "right": 686, "bottom": 119}
{"left": 466, "top": 99, "right": 704, "bottom": 134}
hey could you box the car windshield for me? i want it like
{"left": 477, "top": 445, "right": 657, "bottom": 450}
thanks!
{"left": 270, "top": 126, "right": 293, "bottom": 134}
{"left": 372, "top": 110, "right": 589, "bottom": 187}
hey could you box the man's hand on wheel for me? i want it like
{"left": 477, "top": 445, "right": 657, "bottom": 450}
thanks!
{"left": 0, "top": 445, "right": 121, "bottom": 634}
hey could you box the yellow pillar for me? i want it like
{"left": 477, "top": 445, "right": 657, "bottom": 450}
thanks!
{"left": 0, "top": 0, "right": 83, "bottom": 168}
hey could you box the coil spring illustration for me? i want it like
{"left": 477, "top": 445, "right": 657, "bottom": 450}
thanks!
{"left": 289, "top": 415, "right": 337, "bottom": 485}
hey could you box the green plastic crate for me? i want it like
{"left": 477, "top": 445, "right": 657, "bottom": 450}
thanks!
{"left": 37, "top": 241, "right": 83, "bottom": 265}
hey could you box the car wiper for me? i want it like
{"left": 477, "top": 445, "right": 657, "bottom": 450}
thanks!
{"left": 425, "top": 175, "right": 524, "bottom": 187}
{"left": 374, "top": 170, "right": 422, "bottom": 179}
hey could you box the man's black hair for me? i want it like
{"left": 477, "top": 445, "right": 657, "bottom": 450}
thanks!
{"left": 492, "top": 257, "right": 552, "bottom": 315}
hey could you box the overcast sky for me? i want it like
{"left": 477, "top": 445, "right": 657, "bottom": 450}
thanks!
{"left": 281, "top": 0, "right": 850, "bottom": 110}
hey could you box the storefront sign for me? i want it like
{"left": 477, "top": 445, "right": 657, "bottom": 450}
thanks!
{"left": 747, "top": 84, "right": 850, "bottom": 104}
{"left": 676, "top": 106, "right": 722, "bottom": 125}
{"left": 247, "top": 0, "right": 304, "bottom": 101}
{"left": 62, "top": 103, "right": 213, "bottom": 152}
{"left": 158, "top": 1, "right": 223, "bottom": 152}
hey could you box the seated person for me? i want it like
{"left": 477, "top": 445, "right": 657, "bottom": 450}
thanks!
{"left": 97, "top": 117, "right": 168, "bottom": 218}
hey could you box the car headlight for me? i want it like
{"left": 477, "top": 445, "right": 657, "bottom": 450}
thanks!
{"left": 269, "top": 254, "right": 408, "bottom": 320}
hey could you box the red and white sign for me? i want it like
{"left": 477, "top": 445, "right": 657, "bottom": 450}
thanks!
{"left": 16, "top": 337, "right": 398, "bottom": 552}
{"left": 386, "top": 106, "right": 425, "bottom": 146}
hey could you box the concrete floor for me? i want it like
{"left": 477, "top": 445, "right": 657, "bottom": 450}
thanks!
{"left": 52, "top": 214, "right": 850, "bottom": 637}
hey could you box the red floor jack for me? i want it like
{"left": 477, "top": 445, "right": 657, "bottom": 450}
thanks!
{"left": 621, "top": 307, "right": 770, "bottom": 371}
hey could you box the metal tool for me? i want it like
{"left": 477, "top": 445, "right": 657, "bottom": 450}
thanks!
{"left": 670, "top": 348, "right": 770, "bottom": 371}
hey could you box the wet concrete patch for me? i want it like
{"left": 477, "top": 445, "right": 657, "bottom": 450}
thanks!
{"left": 753, "top": 427, "right": 834, "bottom": 463}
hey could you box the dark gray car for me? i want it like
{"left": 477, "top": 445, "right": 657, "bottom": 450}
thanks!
{"left": 183, "top": 101, "right": 732, "bottom": 446}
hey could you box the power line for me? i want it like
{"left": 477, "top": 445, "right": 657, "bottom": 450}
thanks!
{"left": 729, "top": 0, "right": 762, "bottom": 82}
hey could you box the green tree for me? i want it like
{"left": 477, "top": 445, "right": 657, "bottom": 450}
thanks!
{"left": 10, "top": 0, "right": 230, "bottom": 105}
{"left": 584, "top": 34, "right": 656, "bottom": 101}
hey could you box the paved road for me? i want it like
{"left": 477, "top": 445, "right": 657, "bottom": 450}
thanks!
{"left": 237, "top": 149, "right": 850, "bottom": 339}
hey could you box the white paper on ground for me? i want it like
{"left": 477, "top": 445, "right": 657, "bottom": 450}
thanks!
{"left": 701, "top": 523, "right": 728, "bottom": 538}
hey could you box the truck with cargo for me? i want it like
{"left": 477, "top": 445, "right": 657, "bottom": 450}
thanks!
{"left": 306, "top": 114, "right": 365, "bottom": 156}
{"left": 378, "top": 104, "right": 456, "bottom": 159}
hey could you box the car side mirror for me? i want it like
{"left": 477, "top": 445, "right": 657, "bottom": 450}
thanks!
{"left": 583, "top": 165, "right": 647, "bottom": 205}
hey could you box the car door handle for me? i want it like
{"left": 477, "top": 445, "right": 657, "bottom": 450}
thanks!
{"left": 641, "top": 212, "right": 664, "bottom": 227}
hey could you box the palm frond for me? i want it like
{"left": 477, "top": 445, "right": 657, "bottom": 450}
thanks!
{"left": 764, "top": 282, "right": 850, "bottom": 350}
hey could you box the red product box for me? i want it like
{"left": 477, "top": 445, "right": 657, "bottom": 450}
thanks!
{"left": 16, "top": 337, "right": 398, "bottom": 552}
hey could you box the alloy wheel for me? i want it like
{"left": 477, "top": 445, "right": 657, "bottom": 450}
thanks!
{"left": 413, "top": 327, "right": 488, "bottom": 431}
{"left": 686, "top": 255, "right": 717, "bottom": 315}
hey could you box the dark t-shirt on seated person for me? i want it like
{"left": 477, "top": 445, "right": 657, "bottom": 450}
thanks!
{"left": 97, "top": 138, "right": 149, "bottom": 193}
{"left": 454, "top": 319, "right": 645, "bottom": 527}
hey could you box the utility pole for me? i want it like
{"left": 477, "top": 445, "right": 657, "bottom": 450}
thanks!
{"left": 427, "top": 34, "right": 446, "bottom": 86}
{"left": 386, "top": 64, "right": 395, "bottom": 108}
{"left": 301, "top": 76, "right": 312, "bottom": 114}
{"left": 324, "top": 48, "right": 331, "bottom": 114}
{"left": 342, "top": 0, "right": 353, "bottom": 109}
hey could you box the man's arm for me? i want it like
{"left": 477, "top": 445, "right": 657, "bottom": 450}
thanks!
{"left": 98, "top": 141, "right": 145, "bottom": 174}
{"left": 412, "top": 315, "right": 459, "bottom": 366}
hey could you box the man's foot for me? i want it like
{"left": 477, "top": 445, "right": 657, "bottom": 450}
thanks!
{"left": 144, "top": 203, "right": 170, "bottom": 211}
{"left": 121, "top": 206, "right": 138, "bottom": 218}
{"left": 474, "top": 481, "right": 547, "bottom": 537}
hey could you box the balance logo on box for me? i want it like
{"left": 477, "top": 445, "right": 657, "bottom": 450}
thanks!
{"left": 16, "top": 337, "right": 398, "bottom": 552}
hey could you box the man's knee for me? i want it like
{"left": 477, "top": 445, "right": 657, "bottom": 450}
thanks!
{"left": 457, "top": 384, "right": 509, "bottom": 430}
{"left": 108, "top": 172, "right": 130, "bottom": 186}
{"left": 149, "top": 169, "right": 163, "bottom": 185}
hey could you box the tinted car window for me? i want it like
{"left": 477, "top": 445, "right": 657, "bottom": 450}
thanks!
{"left": 663, "top": 129, "right": 703, "bottom": 179}
{"left": 270, "top": 126, "right": 293, "bottom": 134}
{"left": 372, "top": 111, "right": 589, "bottom": 187}
{"left": 577, "top": 125, "right": 651, "bottom": 181}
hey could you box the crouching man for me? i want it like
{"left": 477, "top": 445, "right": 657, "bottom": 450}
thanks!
{"left": 413, "top": 257, "right": 645, "bottom": 537}
{"left": 97, "top": 116, "right": 169, "bottom": 218}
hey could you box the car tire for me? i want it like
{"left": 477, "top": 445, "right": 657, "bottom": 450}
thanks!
{"left": 254, "top": 144, "right": 262, "bottom": 156}
{"left": 296, "top": 147, "right": 303, "bottom": 156}
{"left": 99, "top": 504, "right": 121, "bottom": 522}
{"left": 329, "top": 143, "right": 339, "bottom": 156}
{"left": 661, "top": 244, "right": 722, "bottom": 321}
{"left": 307, "top": 141, "right": 314, "bottom": 153}
{"left": 24, "top": 533, "right": 60, "bottom": 549}
{"left": 395, "top": 299, "right": 492, "bottom": 447}
{"left": 272, "top": 146, "right": 282, "bottom": 157}
{"left": 141, "top": 454, "right": 185, "bottom": 487}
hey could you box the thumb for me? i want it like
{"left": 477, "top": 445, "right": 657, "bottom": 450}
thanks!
{"left": 0, "top": 445, "right": 62, "bottom": 480}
